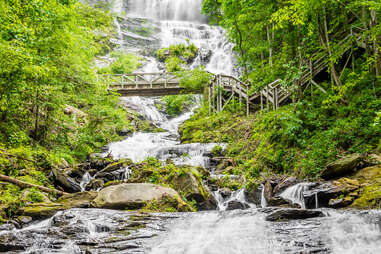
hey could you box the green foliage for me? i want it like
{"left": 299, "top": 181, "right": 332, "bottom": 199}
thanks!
{"left": 0, "top": 0, "right": 133, "bottom": 164}
{"left": 211, "top": 145, "right": 223, "bottom": 157}
{"left": 165, "top": 56, "right": 184, "bottom": 72}
{"left": 178, "top": 68, "right": 213, "bottom": 92}
{"left": 181, "top": 81, "right": 381, "bottom": 180}
{"left": 98, "top": 52, "right": 141, "bottom": 74}
{"left": 160, "top": 95, "right": 195, "bottom": 117}
{"left": 156, "top": 43, "right": 198, "bottom": 72}
{"left": 157, "top": 43, "right": 198, "bottom": 62}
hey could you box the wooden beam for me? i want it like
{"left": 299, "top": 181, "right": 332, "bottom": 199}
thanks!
{"left": 0, "top": 173, "right": 68, "bottom": 196}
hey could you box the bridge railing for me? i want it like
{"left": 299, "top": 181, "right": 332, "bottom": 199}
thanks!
{"left": 98, "top": 72, "right": 180, "bottom": 90}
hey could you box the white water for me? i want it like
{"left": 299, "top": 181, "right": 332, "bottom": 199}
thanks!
{"left": 213, "top": 189, "right": 253, "bottom": 211}
{"left": 260, "top": 184, "right": 268, "bottom": 208}
{"left": 147, "top": 209, "right": 381, "bottom": 254}
{"left": 279, "top": 182, "right": 315, "bottom": 209}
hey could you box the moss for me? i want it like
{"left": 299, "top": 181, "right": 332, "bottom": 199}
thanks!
{"left": 351, "top": 185, "right": 381, "bottom": 209}
{"left": 19, "top": 203, "right": 63, "bottom": 219}
{"left": 104, "top": 180, "right": 123, "bottom": 187}
{"left": 139, "top": 194, "right": 194, "bottom": 212}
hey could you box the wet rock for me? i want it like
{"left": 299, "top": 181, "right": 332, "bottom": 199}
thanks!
{"left": 265, "top": 209, "right": 324, "bottom": 221}
{"left": 0, "top": 223, "right": 16, "bottom": 231}
{"left": 172, "top": 171, "right": 204, "bottom": 203}
{"left": 52, "top": 167, "right": 81, "bottom": 192}
{"left": 92, "top": 183, "right": 182, "bottom": 210}
{"left": 226, "top": 200, "right": 249, "bottom": 210}
{"left": 0, "top": 233, "right": 26, "bottom": 252}
{"left": 304, "top": 179, "right": 360, "bottom": 209}
{"left": 197, "top": 194, "right": 217, "bottom": 210}
{"left": 86, "top": 178, "right": 104, "bottom": 191}
{"left": 267, "top": 197, "right": 289, "bottom": 207}
{"left": 328, "top": 197, "right": 354, "bottom": 208}
{"left": 246, "top": 186, "right": 262, "bottom": 205}
{"left": 321, "top": 153, "right": 365, "bottom": 180}
{"left": 117, "top": 128, "right": 133, "bottom": 137}
{"left": 273, "top": 177, "right": 299, "bottom": 195}
{"left": 264, "top": 181, "right": 273, "bottom": 202}
{"left": 16, "top": 216, "right": 32, "bottom": 225}
{"left": 89, "top": 157, "right": 112, "bottom": 171}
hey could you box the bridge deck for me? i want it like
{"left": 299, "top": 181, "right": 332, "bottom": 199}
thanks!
{"left": 99, "top": 73, "right": 200, "bottom": 96}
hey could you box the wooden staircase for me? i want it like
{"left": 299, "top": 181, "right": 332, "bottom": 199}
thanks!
{"left": 209, "top": 33, "right": 358, "bottom": 115}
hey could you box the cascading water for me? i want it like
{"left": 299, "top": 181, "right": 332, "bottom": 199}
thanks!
{"left": 110, "top": 0, "right": 237, "bottom": 75}
{"left": 279, "top": 182, "right": 316, "bottom": 209}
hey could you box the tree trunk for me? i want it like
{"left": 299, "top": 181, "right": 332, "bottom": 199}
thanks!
{"left": 267, "top": 25, "right": 273, "bottom": 67}
{"left": 323, "top": 9, "right": 343, "bottom": 87}
{"left": 234, "top": 20, "right": 248, "bottom": 77}
{"left": 0, "top": 173, "right": 68, "bottom": 196}
{"left": 370, "top": 9, "right": 381, "bottom": 77}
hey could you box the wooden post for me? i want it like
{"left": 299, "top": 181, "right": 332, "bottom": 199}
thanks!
{"left": 260, "top": 93, "right": 263, "bottom": 110}
{"left": 219, "top": 84, "right": 222, "bottom": 112}
{"left": 121, "top": 75, "right": 124, "bottom": 89}
{"left": 135, "top": 74, "right": 138, "bottom": 89}
{"left": 208, "top": 85, "right": 211, "bottom": 115}
{"left": 246, "top": 88, "right": 249, "bottom": 117}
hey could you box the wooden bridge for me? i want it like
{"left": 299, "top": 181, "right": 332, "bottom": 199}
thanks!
{"left": 98, "top": 72, "right": 196, "bottom": 96}
{"left": 100, "top": 31, "right": 363, "bottom": 116}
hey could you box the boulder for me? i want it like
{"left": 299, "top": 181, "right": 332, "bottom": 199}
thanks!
{"left": 16, "top": 216, "right": 32, "bottom": 225}
{"left": 85, "top": 178, "right": 104, "bottom": 191}
{"left": 58, "top": 191, "right": 98, "bottom": 208}
{"left": 321, "top": 153, "right": 365, "bottom": 180}
{"left": 92, "top": 183, "right": 182, "bottom": 210}
{"left": 328, "top": 197, "right": 354, "bottom": 208}
{"left": 265, "top": 209, "right": 324, "bottom": 221}
{"left": 197, "top": 194, "right": 217, "bottom": 210}
{"left": 226, "top": 200, "right": 249, "bottom": 210}
{"left": 246, "top": 186, "right": 262, "bottom": 206}
{"left": 18, "top": 202, "right": 64, "bottom": 219}
{"left": 52, "top": 167, "right": 81, "bottom": 192}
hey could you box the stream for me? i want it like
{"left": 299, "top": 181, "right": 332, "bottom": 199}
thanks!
{"left": 0, "top": 0, "right": 381, "bottom": 253}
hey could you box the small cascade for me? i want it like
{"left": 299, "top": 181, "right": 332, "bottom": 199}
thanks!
{"left": 279, "top": 182, "right": 315, "bottom": 209}
{"left": 80, "top": 172, "right": 93, "bottom": 192}
{"left": 260, "top": 184, "right": 268, "bottom": 208}
{"left": 123, "top": 166, "right": 132, "bottom": 180}
{"left": 213, "top": 189, "right": 253, "bottom": 211}
{"left": 315, "top": 192, "right": 319, "bottom": 209}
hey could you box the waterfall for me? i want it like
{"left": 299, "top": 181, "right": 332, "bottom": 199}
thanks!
{"left": 127, "top": 0, "right": 208, "bottom": 23}
{"left": 260, "top": 184, "right": 267, "bottom": 208}
{"left": 279, "top": 183, "right": 315, "bottom": 209}
{"left": 212, "top": 189, "right": 252, "bottom": 211}
{"left": 80, "top": 172, "right": 93, "bottom": 192}
{"left": 109, "top": 0, "right": 237, "bottom": 75}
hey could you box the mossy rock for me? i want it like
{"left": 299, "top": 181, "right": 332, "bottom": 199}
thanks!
{"left": 58, "top": 191, "right": 98, "bottom": 208}
{"left": 321, "top": 153, "right": 365, "bottom": 180}
{"left": 349, "top": 165, "right": 381, "bottom": 209}
{"left": 18, "top": 202, "right": 64, "bottom": 219}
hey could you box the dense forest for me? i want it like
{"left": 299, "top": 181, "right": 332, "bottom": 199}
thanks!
{"left": 180, "top": 0, "right": 381, "bottom": 180}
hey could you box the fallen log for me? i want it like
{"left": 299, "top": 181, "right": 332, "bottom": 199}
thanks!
{"left": 0, "top": 173, "right": 68, "bottom": 196}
